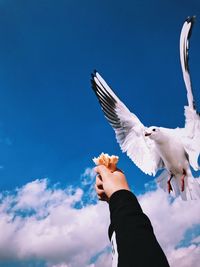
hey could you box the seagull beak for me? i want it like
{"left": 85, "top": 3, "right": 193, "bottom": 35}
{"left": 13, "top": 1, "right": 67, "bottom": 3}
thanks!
{"left": 145, "top": 132, "right": 151, "bottom": 137}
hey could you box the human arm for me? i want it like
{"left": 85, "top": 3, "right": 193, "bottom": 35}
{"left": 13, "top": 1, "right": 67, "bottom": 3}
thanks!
{"left": 95, "top": 166, "right": 170, "bottom": 267}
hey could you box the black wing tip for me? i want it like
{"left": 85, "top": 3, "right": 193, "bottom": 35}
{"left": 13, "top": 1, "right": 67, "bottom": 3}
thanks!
{"left": 185, "top": 16, "right": 196, "bottom": 24}
{"left": 91, "top": 80, "right": 97, "bottom": 91}
{"left": 91, "top": 69, "right": 98, "bottom": 79}
{"left": 92, "top": 69, "right": 98, "bottom": 76}
{"left": 183, "top": 16, "right": 196, "bottom": 41}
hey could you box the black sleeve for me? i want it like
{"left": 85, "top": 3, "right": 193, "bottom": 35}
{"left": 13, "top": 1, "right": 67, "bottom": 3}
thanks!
{"left": 108, "top": 189, "right": 170, "bottom": 267}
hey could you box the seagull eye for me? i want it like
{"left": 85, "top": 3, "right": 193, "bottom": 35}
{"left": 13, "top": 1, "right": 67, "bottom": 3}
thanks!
{"left": 152, "top": 129, "right": 156, "bottom": 132}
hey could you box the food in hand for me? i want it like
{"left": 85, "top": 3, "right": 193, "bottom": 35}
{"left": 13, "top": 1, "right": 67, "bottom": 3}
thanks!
{"left": 93, "top": 153, "right": 119, "bottom": 172}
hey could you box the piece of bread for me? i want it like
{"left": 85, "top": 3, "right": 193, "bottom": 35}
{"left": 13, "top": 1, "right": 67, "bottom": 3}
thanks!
{"left": 93, "top": 153, "right": 119, "bottom": 172}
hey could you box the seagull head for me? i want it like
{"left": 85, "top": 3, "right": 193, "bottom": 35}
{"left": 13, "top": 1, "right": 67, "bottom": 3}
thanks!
{"left": 144, "top": 126, "right": 161, "bottom": 141}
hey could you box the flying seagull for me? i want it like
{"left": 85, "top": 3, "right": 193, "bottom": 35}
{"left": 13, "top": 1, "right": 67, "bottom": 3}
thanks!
{"left": 91, "top": 16, "right": 200, "bottom": 200}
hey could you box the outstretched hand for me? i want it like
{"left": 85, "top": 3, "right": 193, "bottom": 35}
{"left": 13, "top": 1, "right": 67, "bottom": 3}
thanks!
{"left": 94, "top": 165, "right": 130, "bottom": 201}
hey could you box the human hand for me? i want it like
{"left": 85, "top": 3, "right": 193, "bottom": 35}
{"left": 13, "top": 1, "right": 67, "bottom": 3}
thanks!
{"left": 94, "top": 165, "right": 130, "bottom": 201}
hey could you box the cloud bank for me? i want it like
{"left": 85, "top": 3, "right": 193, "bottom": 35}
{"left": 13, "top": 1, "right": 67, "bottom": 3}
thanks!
{"left": 139, "top": 185, "right": 200, "bottom": 267}
{"left": 0, "top": 170, "right": 199, "bottom": 267}
{"left": 0, "top": 173, "right": 111, "bottom": 267}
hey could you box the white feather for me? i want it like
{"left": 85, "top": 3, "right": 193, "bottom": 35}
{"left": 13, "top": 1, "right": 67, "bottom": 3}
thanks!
{"left": 179, "top": 17, "right": 200, "bottom": 171}
{"left": 91, "top": 17, "right": 200, "bottom": 200}
{"left": 94, "top": 72, "right": 162, "bottom": 175}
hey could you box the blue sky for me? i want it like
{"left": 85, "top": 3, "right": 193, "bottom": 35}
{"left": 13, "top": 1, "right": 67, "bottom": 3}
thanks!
{"left": 0, "top": 1, "right": 200, "bottom": 266}
{"left": 0, "top": 0, "right": 199, "bottom": 192}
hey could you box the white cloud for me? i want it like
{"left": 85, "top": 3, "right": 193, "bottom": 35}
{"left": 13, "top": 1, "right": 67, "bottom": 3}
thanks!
{"left": 88, "top": 250, "right": 111, "bottom": 267}
{"left": 50, "top": 264, "right": 69, "bottom": 267}
{"left": 168, "top": 245, "right": 200, "bottom": 267}
{"left": 0, "top": 176, "right": 111, "bottom": 267}
{"left": 81, "top": 168, "right": 96, "bottom": 186}
{"left": 138, "top": 186, "right": 200, "bottom": 267}
{"left": 192, "top": 235, "right": 200, "bottom": 244}
{"left": 0, "top": 171, "right": 199, "bottom": 267}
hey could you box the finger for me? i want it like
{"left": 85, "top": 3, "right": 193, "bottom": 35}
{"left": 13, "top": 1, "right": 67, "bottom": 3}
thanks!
{"left": 96, "top": 175, "right": 103, "bottom": 187}
{"left": 98, "top": 192, "right": 109, "bottom": 202}
{"left": 108, "top": 162, "right": 117, "bottom": 172}
{"left": 94, "top": 165, "right": 111, "bottom": 181}
{"left": 95, "top": 183, "right": 103, "bottom": 191}
{"left": 98, "top": 194, "right": 108, "bottom": 202}
{"left": 115, "top": 168, "right": 124, "bottom": 174}
{"left": 98, "top": 195, "right": 105, "bottom": 201}
{"left": 95, "top": 184, "right": 105, "bottom": 196}
{"left": 95, "top": 186, "right": 108, "bottom": 202}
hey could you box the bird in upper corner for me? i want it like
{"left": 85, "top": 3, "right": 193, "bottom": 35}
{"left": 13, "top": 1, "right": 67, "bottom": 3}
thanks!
{"left": 91, "top": 16, "right": 200, "bottom": 200}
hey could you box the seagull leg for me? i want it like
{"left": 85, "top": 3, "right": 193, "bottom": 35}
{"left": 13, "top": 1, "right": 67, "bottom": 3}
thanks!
{"left": 167, "top": 175, "right": 173, "bottom": 193}
{"left": 181, "top": 169, "right": 186, "bottom": 192}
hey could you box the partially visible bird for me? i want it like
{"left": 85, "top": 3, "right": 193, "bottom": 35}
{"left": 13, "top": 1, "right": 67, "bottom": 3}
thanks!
{"left": 91, "top": 16, "right": 200, "bottom": 200}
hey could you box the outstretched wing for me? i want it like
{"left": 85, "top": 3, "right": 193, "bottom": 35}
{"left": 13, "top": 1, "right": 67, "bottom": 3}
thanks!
{"left": 91, "top": 71, "right": 163, "bottom": 175}
{"left": 179, "top": 16, "right": 200, "bottom": 170}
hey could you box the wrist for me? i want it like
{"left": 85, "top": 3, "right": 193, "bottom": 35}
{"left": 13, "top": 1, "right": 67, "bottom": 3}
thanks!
{"left": 108, "top": 187, "right": 131, "bottom": 200}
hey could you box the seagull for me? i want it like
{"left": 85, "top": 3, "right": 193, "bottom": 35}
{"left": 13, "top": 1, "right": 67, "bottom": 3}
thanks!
{"left": 91, "top": 16, "right": 200, "bottom": 200}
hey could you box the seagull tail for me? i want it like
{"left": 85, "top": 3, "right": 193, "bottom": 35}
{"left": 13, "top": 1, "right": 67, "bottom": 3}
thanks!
{"left": 156, "top": 170, "right": 200, "bottom": 200}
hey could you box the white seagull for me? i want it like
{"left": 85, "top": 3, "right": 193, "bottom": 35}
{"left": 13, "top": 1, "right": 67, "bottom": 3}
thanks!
{"left": 91, "top": 16, "right": 200, "bottom": 200}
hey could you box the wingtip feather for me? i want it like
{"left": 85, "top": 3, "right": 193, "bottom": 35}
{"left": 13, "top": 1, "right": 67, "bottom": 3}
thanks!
{"left": 185, "top": 15, "right": 196, "bottom": 24}
{"left": 91, "top": 70, "right": 98, "bottom": 79}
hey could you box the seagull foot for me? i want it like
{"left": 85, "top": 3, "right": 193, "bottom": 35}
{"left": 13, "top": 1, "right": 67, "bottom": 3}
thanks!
{"left": 167, "top": 175, "right": 173, "bottom": 194}
{"left": 181, "top": 169, "right": 186, "bottom": 192}
{"left": 167, "top": 180, "right": 173, "bottom": 194}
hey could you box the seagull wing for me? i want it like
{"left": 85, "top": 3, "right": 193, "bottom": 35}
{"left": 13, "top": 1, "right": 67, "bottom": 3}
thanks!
{"left": 179, "top": 16, "right": 200, "bottom": 170}
{"left": 91, "top": 71, "right": 163, "bottom": 175}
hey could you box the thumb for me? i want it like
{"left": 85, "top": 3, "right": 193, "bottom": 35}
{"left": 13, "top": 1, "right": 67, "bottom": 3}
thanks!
{"left": 94, "top": 165, "right": 111, "bottom": 181}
